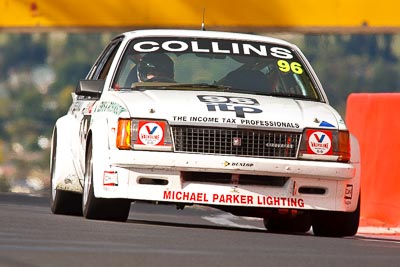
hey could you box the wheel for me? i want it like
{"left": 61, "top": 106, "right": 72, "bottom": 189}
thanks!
{"left": 264, "top": 212, "right": 312, "bottom": 233}
{"left": 82, "top": 140, "right": 131, "bottom": 222}
{"left": 50, "top": 129, "right": 82, "bottom": 216}
{"left": 312, "top": 196, "right": 360, "bottom": 237}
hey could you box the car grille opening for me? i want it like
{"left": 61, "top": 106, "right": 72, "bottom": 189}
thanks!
{"left": 239, "top": 174, "right": 288, "bottom": 186}
{"left": 138, "top": 177, "right": 169, "bottom": 185}
{"left": 298, "top": 186, "right": 326, "bottom": 195}
{"left": 172, "top": 126, "right": 300, "bottom": 159}
{"left": 182, "top": 172, "right": 289, "bottom": 187}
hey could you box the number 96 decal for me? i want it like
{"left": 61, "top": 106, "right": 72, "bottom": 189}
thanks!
{"left": 277, "top": 60, "right": 303, "bottom": 74}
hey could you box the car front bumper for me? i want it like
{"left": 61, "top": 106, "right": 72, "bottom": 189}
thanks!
{"left": 93, "top": 150, "right": 360, "bottom": 212}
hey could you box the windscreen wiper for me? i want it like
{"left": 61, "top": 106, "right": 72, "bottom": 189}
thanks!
{"left": 265, "top": 92, "right": 320, "bottom": 101}
{"left": 164, "top": 83, "right": 232, "bottom": 90}
{"left": 131, "top": 82, "right": 232, "bottom": 91}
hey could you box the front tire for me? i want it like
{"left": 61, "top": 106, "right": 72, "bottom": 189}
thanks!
{"left": 312, "top": 196, "right": 360, "bottom": 237}
{"left": 50, "top": 129, "right": 82, "bottom": 216}
{"left": 82, "top": 140, "right": 131, "bottom": 222}
{"left": 264, "top": 212, "right": 312, "bottom": 233}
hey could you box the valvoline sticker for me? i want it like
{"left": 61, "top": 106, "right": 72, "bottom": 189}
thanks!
{"left": 307, "top": 130, "right": 332, "bottom": 155}
{"left": 137, "top": 121, "right": 165, "bottom": 146}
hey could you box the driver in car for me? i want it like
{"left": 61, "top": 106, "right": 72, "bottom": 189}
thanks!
{"left": 137, "top": 53, "right": 175, "bottom": 82}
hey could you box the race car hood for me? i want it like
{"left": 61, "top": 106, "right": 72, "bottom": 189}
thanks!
{"left": 111, "top": 90, "right": 343, "bottom": 131}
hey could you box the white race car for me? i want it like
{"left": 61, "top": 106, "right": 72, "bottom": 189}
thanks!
{"left": 50, "top": 29, "right": 360, "bottom": 237}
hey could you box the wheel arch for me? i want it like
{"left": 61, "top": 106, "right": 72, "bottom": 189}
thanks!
{"left": 50, "top": 115, "right": 81, "bottom": 193}
{"left": 85, "top": 129, "right": 93, "bottom": 160}
{"left": 349, "top": 133, "right": 361, "bottom": 164}
{"left": 84, "top": 117, "right": 111, "bottom": 198}
{"left": 349, "top": 133, "right": 361, "bottom": 210}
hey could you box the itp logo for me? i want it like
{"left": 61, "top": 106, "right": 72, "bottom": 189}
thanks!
{"left": 197, "top": 95, "right": 263, "bottom": 118}
{"left": 307, "top": 130, "right": 332, "bottom": 155}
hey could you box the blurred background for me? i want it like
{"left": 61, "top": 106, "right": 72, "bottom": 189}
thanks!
{"left": 1, "top": 0, "right": 400, "bottom": 194}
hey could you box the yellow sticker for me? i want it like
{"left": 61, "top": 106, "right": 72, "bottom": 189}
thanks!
{"left": 277, "top": 60, "right": 303, "bottom": 74}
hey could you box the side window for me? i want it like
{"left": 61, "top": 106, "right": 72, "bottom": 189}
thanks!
{"left": 91, "top": 40, "right": 122, "bottom": 80}
{"left": 98, "top": 43, "right": 120, "bottom": 80}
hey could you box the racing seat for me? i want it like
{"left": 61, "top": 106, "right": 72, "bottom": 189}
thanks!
{"left": 222, "top": 69, "right": 267, "bottom": 92}
{"left": 124, "top": 65, "right": 138, "bottom": 87}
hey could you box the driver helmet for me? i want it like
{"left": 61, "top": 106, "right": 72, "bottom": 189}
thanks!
{"left": 137, "top": 53, "right": 174, "bottom": 82}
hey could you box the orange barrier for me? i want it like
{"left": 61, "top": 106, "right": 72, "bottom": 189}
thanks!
{"left": 346, "top": 93, "right": 400, "bottom": 227}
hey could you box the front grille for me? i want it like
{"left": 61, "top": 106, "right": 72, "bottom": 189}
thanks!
{"left": 172, "top": 126, "right": 300, "bottom": 158}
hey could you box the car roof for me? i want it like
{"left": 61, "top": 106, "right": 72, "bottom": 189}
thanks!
{"left": 116, "top": 29, "right": 297, "bottom": 48}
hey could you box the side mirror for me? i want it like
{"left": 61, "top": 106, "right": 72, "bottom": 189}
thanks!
{"left": 75, "top": 79, "right": 105, "bottom": 97}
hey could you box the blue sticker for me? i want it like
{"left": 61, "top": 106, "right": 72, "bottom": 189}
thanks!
{"left": 319, "top": 121, "right": 335, "bottom": 128}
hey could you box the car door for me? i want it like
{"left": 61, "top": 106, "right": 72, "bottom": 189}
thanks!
{"left": 71, "top": 39, "right": 122, "bottom": 182}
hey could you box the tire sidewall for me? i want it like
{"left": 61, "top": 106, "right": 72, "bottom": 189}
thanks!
{"left": 82, "top": 140, "right": 93, "bottom": 217}
{"left": 50, "top": 129, "right": 59, "bottom": 212}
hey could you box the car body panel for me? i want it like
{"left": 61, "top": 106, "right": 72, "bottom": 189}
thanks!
{"left": 51, "top": 29, "right": 360, "bottom": 216}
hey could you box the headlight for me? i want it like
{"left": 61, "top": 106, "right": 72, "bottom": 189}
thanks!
{"left": 298, "top": 129, "right": 350, "bottom": 163}
{"left": 116, "top": 118, "right": 173, "bottom": 151}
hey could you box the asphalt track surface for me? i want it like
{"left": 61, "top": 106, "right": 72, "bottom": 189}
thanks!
{"left": 0, "top": 193, "right": 400, "bottom": 267}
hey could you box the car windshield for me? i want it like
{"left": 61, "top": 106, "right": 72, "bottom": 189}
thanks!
{"left": 113, "top": 37, "right": 321, "bottom": 101}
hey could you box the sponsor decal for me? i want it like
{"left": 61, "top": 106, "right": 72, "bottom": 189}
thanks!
{"left": 240, "top": 119, "right": 300, "bottom": 128}
{"left": 95, "top": 101, "right": 127, "bottom": 115}
{"left": 231, "top": 186, "right": 239, "bottom": 193}
{"left": 265, "top": 142, "right": 294, "bottom": 149}
{"left": 137, "top": 121, "right": 166, "bottom": 145}
{"left": 172, "top": 115, "right": 300, "bottom": 129}
{"left": 162, "top": 190, "right": 305, "bottom": 207}
{"left": 198, "top": 95, "right": 262, "bottom": 118}
{"left": 188, "top": 116, "right": 220, "bottom": 123}
{"left": 224, "top": 161, "right": 254, "bottom": 168}
{"left": 319, "top": 120, "right": 335, "bottom": 128}
{"left": 307, "top": 130, "right": 332, "bottom": 155}
{"left": 103, "top": 171, "right": 118, "bottom": 186}
{"left": 345, "top": 184, "right": 353, "bottom": 205}
{"left": 232, "top": 137, "right": 241, "bottom": 146}
{"left": 277, "top": 59, "right": 304, "bottom": 74}
{"left": 132, "top": 38, "right": 294, "bottom": 59}
{"left": 172, "top": 116, "right": 188, "bottom": 122}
